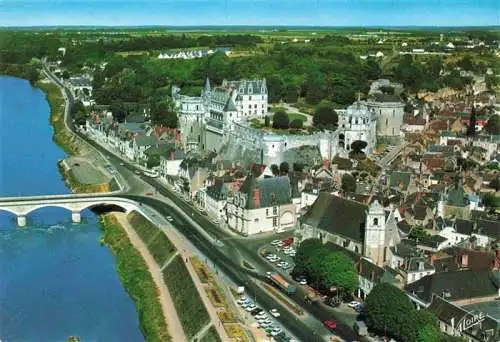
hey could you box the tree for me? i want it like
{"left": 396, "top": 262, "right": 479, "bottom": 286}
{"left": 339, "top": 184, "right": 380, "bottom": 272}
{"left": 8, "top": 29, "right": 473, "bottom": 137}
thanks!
{"left": 26, "top": 66, "right": 40, "bottom": 85}
{"left": 264, "top": 115, "right": 270, "bottom": 127}
{"left": 313, "top": 100, "right": 338, "bottom": 129}
{"left": 272, "top": 109, "right": 289, "bottom": 129}
{"left": 279, "top": 162, "right": 289, "bottom": 174}
{"left": 483, "top": 193, "right": 500, "bottom": 208}
{"left": 292, "top": 238, "right": 324, "bottom": 278}
{"left": 292, "top": 163, "right": 304, "bottom": 172}
{"left": 318, "top": 252, "right": 358, "bottom": 293}
{"left": 62, "top": 70, "right": 70, "bottom": 80}
{"left": 110, "top": 101, "right": 127, "bottom": 123}
{"left": 404, "top": 102, "right": 414, "bottom": 114}
{"left": 341, "top": 173, "right": 356, "bottom": 194}
{"left": 151, "top": 100, "right": 178, "bottom": 128}
{"left": 289, "top": 118, "right": 303, "bottom": 129}
{"left": 267, "top": 74, "right": 283, "bottom": 103}
{"left": 72, "top": 100, "right": 87, "bottom": 125}
{"left": 467, "top": 106, "right": 477, "bottom": 137}
{"left": 401, "top": 309, "right": 440, "bottom": 342}
{"left": 283, "top": 84, "right": 299, "bottom": 103}
{"left": 364, "top": 283, "right": 416, "bottom": 340}
{"left": 146, "top": 154, "right": 160, "bottom": 169}
{"left": 483, "top": 115, "right": 500, "bottom": 135}
{"left": 379, "top": 85, "right": 395, "bottom": 95}
{"left": 416, "top": 325, "right": 441, "bottom": 342}
{"left": 489, "top": 177, "right": 500, "bottom": 191}
{"left": 351, "top": 140, "right": 367, "bottom": 154}
{"left": 270, "top": 164, "right": 280, "bottom": 176}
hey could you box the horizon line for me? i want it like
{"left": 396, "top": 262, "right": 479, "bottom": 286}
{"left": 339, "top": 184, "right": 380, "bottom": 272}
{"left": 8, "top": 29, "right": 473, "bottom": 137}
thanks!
{"left": 2, "top": 24, "right": 499, "bottom": 29}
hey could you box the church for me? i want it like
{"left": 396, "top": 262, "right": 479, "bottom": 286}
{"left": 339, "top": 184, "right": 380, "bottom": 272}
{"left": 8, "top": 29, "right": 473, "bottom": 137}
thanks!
{"left": 337, "top": 100, "right": 377, "bottom": 154}
{"left": 295, "top": 193, "right": 408, "bottom": 266}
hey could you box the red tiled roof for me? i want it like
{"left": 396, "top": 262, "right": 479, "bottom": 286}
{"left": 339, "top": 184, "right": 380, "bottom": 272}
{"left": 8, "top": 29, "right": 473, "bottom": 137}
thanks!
{"left": 404, "top": 113, "right": 426, "bottom": 125}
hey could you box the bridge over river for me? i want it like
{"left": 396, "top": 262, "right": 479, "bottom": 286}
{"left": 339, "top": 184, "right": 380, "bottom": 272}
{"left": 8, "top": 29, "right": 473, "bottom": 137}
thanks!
{"left": 0, "top": 194, "right": 140, "bottom": 227}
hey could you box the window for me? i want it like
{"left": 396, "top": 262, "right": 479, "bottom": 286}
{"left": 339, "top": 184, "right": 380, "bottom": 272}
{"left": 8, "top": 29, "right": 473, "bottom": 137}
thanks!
{"left": 273, "top": 206, "right": 277, "bottom": 215}
{"left": 249, "top": 96, "right": 252, "bottom": 100}
{"left": 386, "top": 118, "right": 388, "bottom": 125}
{"left": 249, "top": 104, "right": 252, "bottom": 109}
{"left": 266, "top": 208, "right": 269, "bottom": 216}
{"left": 273, "top": 217, "right": 277, "bottom": 227}
{"left": 373, "top": 218, "right": 378, "bottom": 226}
{"left": 254, "top": 104, "right": 257, "bottom": 108}
{"left": 254, "top": 218, "right": 259, "bottom": 222}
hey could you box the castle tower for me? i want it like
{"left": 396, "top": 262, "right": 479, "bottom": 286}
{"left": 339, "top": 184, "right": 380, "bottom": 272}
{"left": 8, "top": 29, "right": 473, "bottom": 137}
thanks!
{"left": 363, "top": 200, "right": 387, "bottom": 266}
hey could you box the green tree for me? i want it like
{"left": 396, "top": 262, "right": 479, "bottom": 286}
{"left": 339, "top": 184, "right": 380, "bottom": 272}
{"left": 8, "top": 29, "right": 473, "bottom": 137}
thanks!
{"left": 264, "top": 115, "right": 270, "bottom": 127}
{"left": 483, "top": 115, "right": 500, "bottom": 135}
{"left": 151, "top": 100, "right": 178, "bottom": 128}
{"left": 292, "top": 238, "right": 324, "bottom": 278}
{"left": 146, "top": 154, "right": 160, "bottom": 169}
{"left": 272, "top": 109, "right": 289, "bottom": 129}
{"left": 365, "top": 283, "right": 416, "bottom": 339}
{"left": 270, "top": 164, "right": 280, "bottom": 176}
{"left": 379, "top": 86, "right": 395, "bottom": 95}
{"left": 292, "top": 163, "right": 304, "bottom": 172}
{"left": 26, "top": 66, "right": 40, "bottom": 85}
{"left": 72, "top": 100, "right": 87, "bottom": 125}
{"left": 319, "top": 252, "right": 358, "bottom": 293}
{"left": 416, "top": 325, "right": 441, "bottom": 342}
{"left": 483, "top": 193, "right": 500, "bottom": 208}
{"left": 110, "top": 101, "right": 127, "bottom": 122}
{"left": 341, "top": 173, "right": 356, "bottom": 194}
{"left": 351, "top": 140, "right": 367, "bottom": 153}
{"left": 404, "top": 102, "right": 414, "bottom": 113}
{"left": 313, "top": 100, "right": 338, "bottom": 129}
{"left": 267, "top": 74, "right": 283, "bottom": 103}
{"left": 289, "top": 118, "right": 303, "bottom": 129}
{"left": 283, "top": 84, "right": 299, "bottom": 103}
{"left": 279, "top": 161, "right": 290, "bottom": 174}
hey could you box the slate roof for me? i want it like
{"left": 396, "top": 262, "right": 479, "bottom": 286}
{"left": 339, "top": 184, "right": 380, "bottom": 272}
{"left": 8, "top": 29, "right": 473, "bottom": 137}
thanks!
{"left": 396, "top": 220, "right": 412, "bottom": 234}
{"left": 302, "top": 193, "right": 367, "bottom": 244}
{"left": 222, "top": 79, "right": 267, "bottom": 95}
{"left": 404, "top": 257, "right": 435, "bottom": 273}
{"left": 370, "top": 93, "right": 401, "bottom": 103}
{"left": 135, "top": 135, "right": 158, "bottom": 147}
{"left": 447, "top": 186, "right": 469, "bottom": 207}
{"left": 405, "top": 269, "right": 500, "bottom": 304}
{"left": 238, "top": 176, "right": 292, "bottom": 210}
{"left": 206, "top": 178, "right": 230, "bottom": 201}
{"left": 358, "top": 257, "right": 397, "bottom": 284}
{"left": 391, "top": 242, "right": 420, "bottom": 258}
{"left": 455, "top": 219, "right": 475, "bottom": 235}
{"left": 476, "top": 219, "right": 500, "bottom": 240}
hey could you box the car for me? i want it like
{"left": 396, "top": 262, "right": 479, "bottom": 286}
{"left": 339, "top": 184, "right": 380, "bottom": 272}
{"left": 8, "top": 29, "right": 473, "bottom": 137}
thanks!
{"left": 245, "top": 304, "right": 256, "bottom": 312}
{"left": 237, "top": 297, "right": 247, "bottom": 305}
{"left": 119, "top": 162, "right": 125, "bottom": 166}
{"left": 166, "top": 216, "right": 173, "bottom": 222}
{"left": 266, "top": 271, "right": 272, "bottom": 278}
{"left": 135, "top": 170, "right": 141, "bottom": 175}
{"left": 251, "top": 308, "right": 263, "bottom": 315}
{"left": 271, "top": 328, "right": 283, "bottom": 337}
{"left": 270, "top": 309, "right": 280, "bottom": 317}
{"left": 299, "top": 279, "right": 307, "bottom": 285}
{"left": 324, "top": 320, "right": 337, "bottom": 330}
{"left": 258, "top": 321, "right": 271, "bottom": 328}
{"left": 348, "top": 301, "right": 361, "bottom": 308}
{"left": 271, "top": 240, "right": 281, "bottom": 246}
{"left": 281, "top": 262, "right": 290, "bottom": 268}
{"left": 256, "top": 313, "right": 267, "bottom": 320}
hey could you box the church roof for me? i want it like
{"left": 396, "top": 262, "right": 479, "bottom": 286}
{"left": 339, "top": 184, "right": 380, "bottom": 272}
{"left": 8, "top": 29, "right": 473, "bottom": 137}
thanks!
{"left": 239, "top": 175, "right": 292, "bottom": 209}
{"left": 302, "top": 193, "right": 367, "bottom": 244}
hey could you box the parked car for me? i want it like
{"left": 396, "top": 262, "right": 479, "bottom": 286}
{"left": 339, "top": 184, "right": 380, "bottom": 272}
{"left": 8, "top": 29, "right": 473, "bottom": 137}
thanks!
{"left": 271, "top": 240, "right": 282, "bottom": 246}
{"left": 324, "top": 320, "right": 337, "bottom": 330}
{"left": 299, "top": 278, "right": 307, "bottom": 285}
{"left": 251, "top": 308, "right": 263, "bottom": 315}
{"left": 245, "top": 304, "right": 256, "bottom": 311}
{"left": 271, "top": 328, "right": 283, "bottom": 336}
{"left": 270, "top": 309, "right": 280, "bottom": 317}
{"left": 166, "top": 216, "right": 173, "bottom": 222}
{"left": 348, "top": 301, "right": 361, "bottom": 308}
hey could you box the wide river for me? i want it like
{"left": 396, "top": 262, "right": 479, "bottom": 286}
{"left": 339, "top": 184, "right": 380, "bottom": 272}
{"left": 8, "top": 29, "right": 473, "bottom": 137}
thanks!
{"left": 0, "top": 76, "right": 144, "bottom": 342}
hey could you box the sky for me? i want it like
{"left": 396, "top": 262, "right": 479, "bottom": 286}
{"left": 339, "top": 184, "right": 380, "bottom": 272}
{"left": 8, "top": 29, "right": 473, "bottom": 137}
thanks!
{"left": 1, "top": 0, "right": 499, "bottom": 27}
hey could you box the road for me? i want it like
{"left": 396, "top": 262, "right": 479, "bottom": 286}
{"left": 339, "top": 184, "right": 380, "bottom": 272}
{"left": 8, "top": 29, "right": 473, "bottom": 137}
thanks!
{"left": 43, "top": 64, "right": 359, "bottom": 342}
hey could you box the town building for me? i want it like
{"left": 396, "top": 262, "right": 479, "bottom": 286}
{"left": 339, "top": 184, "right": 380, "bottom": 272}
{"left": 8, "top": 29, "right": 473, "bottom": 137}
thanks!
{"left": 337, "top": 101, "right": 377, "bottom": 154}
{"left": 364, "top": 93, "right": 405, "bottom": 137}
{"left": 225, "top": 175, "right": 296, "bottom": 236}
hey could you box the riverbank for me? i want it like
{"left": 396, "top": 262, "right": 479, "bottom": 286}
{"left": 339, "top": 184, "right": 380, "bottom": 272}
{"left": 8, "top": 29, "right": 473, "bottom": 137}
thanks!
{"left": 99, "top": 213, "right": 172, "bottom": 342}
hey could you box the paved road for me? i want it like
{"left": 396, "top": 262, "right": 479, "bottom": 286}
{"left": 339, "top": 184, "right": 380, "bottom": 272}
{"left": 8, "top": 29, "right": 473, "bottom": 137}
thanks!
{"left": 43, "top": 64, "right": 359, "bottom": 342}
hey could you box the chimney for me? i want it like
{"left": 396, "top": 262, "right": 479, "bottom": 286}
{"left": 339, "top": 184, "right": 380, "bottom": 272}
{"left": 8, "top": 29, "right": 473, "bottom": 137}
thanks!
{"left": 461, "top": 253, "right": 469, "bottom": 268}
{"left": 418, "top": 261, "right": 425, "bottom": 271}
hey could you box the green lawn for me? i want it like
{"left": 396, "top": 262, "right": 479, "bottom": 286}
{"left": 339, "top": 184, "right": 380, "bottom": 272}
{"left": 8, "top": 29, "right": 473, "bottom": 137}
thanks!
{"left": 147, "top": 231, "right": 177, "bottom": 266}
{"left": 127, "top": 211, "right": 158, "bottom": 245}
{"left": 288, "top": 113, "right": 307, "bottom": 122}
{"left": 163, "top": 255, "right": 210, "bottom": 339}
{"left": 199, "top": 326, "right": 222, "bottom": 342}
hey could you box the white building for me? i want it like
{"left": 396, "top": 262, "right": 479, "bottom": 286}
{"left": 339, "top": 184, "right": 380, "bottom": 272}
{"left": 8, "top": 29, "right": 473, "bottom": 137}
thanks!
{"left": 221, "top": 79, "right": 268, "bottom": 118}
{"left": 337, "top": 101, "right": 377, "bottom": 154}
{"left": 225, "top": 176, "right": 296, "bottom": 236}
{"left": 364, "top": 94, "right": 405, "bottom": 137}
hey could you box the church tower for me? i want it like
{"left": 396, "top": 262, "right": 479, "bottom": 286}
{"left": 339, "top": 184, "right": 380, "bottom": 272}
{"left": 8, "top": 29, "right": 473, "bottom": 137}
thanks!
{"left": 363, "top": 200, "right": 387, "bottom": 266}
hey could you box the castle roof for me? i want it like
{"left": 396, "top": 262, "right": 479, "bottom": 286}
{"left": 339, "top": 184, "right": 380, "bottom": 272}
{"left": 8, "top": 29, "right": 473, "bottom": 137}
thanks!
{"left": 222, "top": 79, "right": 267, "bottom": 95}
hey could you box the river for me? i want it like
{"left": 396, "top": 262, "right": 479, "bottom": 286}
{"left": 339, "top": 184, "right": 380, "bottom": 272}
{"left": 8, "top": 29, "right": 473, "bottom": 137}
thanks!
{"left": 0, "top": 76, "right": 144, "bottom": 342}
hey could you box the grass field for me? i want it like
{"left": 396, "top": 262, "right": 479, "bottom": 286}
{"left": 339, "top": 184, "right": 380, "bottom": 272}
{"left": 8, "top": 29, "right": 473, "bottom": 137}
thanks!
{"left": 288, "top": 113, "right": 307, "bottom": 122}
{"left": 147, "top": 232, "right": 177, "bottom": 266}
{"left": 163, "top": 255, "right": 210, "bottom": 339}
{"left": 199, "top": 326, "right": 222, "bottom": 342}
{"left": 127, "top": 211, "right": 158, "bottom": 245}
{"left": 100, "top": 214, "right": 171, "bottom": 342}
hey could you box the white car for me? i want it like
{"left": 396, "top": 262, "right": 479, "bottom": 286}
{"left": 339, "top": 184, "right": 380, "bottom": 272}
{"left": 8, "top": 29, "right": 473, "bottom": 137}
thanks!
{"left": 348, "top": 301, "right": 361, "bottom": 308}
{"left": 299, "top": 279, "right": 307, "bottom": 285}
{"left": 271, "top": 328, "right": 282, "bottom": 337}
{"left": 166, "top": 216, "right": 173, "bottom": 222}
{"left": 245, "top": 304, "right": 256, "bottom": 312}
{"left": 270, "top": 309, "right": 280, "bottom": 317}
{"left": 271, "top": 240, "right": 281, "bottom": 246}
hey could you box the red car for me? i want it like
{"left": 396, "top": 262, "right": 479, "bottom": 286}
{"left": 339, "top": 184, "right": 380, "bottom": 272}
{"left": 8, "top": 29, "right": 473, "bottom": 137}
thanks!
{"left": 324, "top": 320, "right": 337, "bottom": 330}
